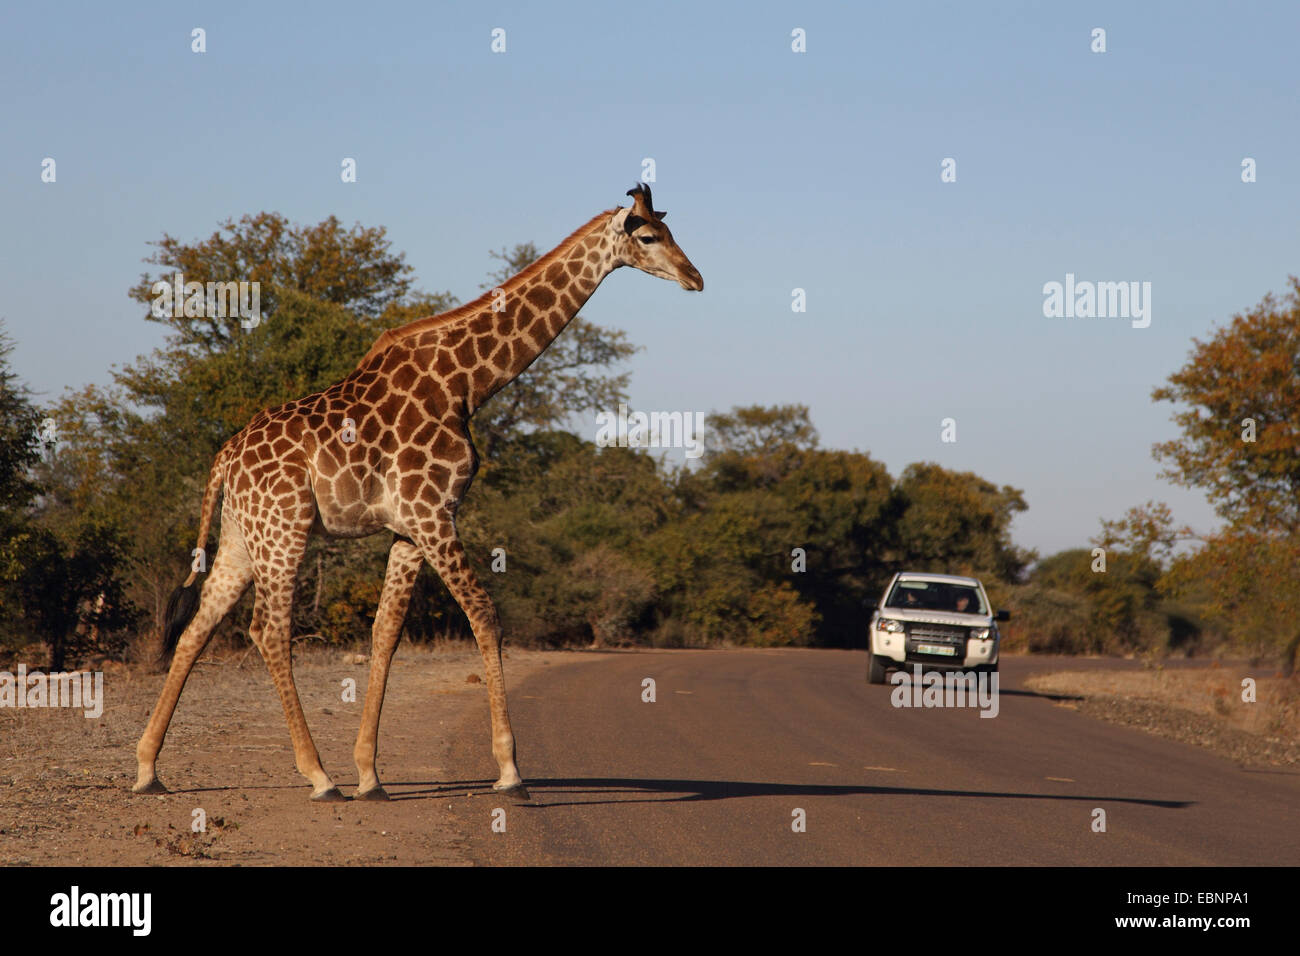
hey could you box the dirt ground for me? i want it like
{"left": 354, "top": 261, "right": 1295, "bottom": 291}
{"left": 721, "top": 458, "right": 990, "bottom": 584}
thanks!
{"left": 1025, "top": 662, "right": 1300, "bottom": 767}
{"left": 0, "top": 642, "right": 556, "bottom": 866}
{"left": 6, "top": 647, "right": 1297, "bottom": 866}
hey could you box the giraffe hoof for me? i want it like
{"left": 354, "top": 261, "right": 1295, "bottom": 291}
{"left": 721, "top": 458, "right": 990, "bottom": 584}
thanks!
{"left": 495, "top": 783, "right": 531, "bottom": 802}
{"left": 355, "top": 786, "right": 390, "bottom": 801}
{"left": 310, "top": 786, "right": 348, "bottom": 802}
{"left": 132, "top": 779, "right": 169, "bottom": 795}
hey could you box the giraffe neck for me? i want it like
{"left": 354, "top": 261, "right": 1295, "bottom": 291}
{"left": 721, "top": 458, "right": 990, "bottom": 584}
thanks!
{"left": 464, "top": 214, "right": 617, "bottom": 413}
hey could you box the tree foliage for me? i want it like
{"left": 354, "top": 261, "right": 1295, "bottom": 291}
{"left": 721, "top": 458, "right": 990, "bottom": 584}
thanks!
{"left": 1104, "top": 277, "right": 1300, "bottom": 671}
{"left": 128, "top": 212, "right": 423, "bottom": 351}
{"left": 1152, "top": 276, "right": 1300, "bottom": 534}
{"left": 0, "top": 325, "right": 41, "bottom": 524}
{"left": 894, "top": 463, "right": 1032, "bottom": 581}
{"left": 20, "top": 209, "right": 1245, "bottom": 660}
{"left": 0, "top": 324, "right": 140, "bottom": 663}
{"left": 1163, "top": 530, "right": 1300, "bottom": 672}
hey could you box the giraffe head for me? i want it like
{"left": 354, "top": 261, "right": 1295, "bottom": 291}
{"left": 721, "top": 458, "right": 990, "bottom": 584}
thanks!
{"left": 612, "top": 184, "right": 704, "bottom": 291}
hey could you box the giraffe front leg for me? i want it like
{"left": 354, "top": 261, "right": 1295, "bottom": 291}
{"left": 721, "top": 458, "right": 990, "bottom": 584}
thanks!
{"left": 353, "top": 538, "right": 423, "bottom": 800}
{"left": 420, "top": 528, "right": 528, "bottom": 800}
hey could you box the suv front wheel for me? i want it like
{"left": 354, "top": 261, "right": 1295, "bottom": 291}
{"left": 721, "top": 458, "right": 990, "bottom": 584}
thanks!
{"left": 867, "top": 650, "right": 888, "bottom": 684}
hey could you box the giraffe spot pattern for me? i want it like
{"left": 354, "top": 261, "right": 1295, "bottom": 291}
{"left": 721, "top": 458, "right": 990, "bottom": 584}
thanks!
{"left": 135, "top": 206, "right": 645, "bottom": 800}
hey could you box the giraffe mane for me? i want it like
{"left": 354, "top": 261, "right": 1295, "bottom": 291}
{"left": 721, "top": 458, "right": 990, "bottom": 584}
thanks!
{"left": 357, "top": 207, "right": 619, "bottom": 367}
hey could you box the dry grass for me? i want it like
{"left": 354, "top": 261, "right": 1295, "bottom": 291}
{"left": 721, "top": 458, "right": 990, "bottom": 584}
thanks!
{"left": 1025, "top": 662, "right": 1300, "bottom": 765}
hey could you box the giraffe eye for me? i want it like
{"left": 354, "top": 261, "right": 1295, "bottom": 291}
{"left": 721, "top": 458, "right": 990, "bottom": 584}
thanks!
{"left": 638, "top": 235, "right": 659, "bottom": 245}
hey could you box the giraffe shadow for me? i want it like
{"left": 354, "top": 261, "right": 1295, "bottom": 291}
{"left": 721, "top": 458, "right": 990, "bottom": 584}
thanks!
{"left": 381, "top": 777, "right": 1193, "bottom": 810}
{"left": 997, "top": 688, "right": 1085, "bottom": 701}
{"left": 132, "top": 783, "right": 326, "bottom": 796}
{"left": 881, "top": 676, "right": 1082, "bottom": 702}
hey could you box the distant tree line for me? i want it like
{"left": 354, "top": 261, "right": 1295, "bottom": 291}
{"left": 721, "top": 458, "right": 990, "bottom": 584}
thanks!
{"left": 1, "top": 215, "right": 1296, "bottom": 672}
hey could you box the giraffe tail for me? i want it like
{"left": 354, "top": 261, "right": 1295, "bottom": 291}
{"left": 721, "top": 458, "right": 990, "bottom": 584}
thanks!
{"left": 159, "top": 441, "right": 232, "bottom": 662}
{"left": 159, "top": 584, "right": 200, "bottom": 661}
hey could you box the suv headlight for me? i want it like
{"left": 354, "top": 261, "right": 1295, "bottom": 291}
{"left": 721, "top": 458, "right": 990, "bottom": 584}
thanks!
{"left": 876, "top": 618, "right": 905, "bottom": 634}
{"left": 970, "top": 627, "right": 991, "bottom": 640}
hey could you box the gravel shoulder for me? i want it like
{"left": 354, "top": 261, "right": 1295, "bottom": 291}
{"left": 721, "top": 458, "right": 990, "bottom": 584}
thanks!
{"left": 1023, "top": 662, "right": 1300, "bottom": 767}
{"left": 0, "top": 642, "right": 553, "bottom": 866}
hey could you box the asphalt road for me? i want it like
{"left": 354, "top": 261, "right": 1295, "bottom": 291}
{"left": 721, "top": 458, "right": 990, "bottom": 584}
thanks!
{"left": 439, "top": 649, "right": 1300, "bottom": 865}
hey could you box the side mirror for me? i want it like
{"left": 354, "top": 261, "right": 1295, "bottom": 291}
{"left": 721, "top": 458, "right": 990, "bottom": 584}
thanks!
{"left": 995, "top": 610, "right": 1011, "bottom": 622}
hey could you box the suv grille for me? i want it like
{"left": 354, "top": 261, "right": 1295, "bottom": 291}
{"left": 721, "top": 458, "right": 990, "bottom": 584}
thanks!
{"left": 905, "top": 622, "right": 968, "bottom": 658}
{"left": 906, "top": 624, "right": 967, "bottom": 643}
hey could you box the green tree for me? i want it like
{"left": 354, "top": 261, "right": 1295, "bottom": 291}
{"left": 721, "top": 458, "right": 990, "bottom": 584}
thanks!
{"left": 128, "top": 212, "right": 427, "bottom": 351}
{"left": 459, "top": 434, "right": 671, "bottom": 646}
{"left": 643, "top": 489, "right": 818, "bottom": 646}
{"left": 1152, "top": 276, "right": 1300, "bottom": 534}
{"left": 1095, "top": 500, "right": 1187, "bottom": 565}
{"left": 775, "top": 448, "right": 898, "bottom": 641}
{"left": 700, "top": 403, "right": 820, "bottom": 491}
{"left": 0, "top": 324, "right": 41, "bottom": 527}
{"left": 1163, "top": 530, "right": 1300, "bottom": 672}
{"left": 4, "top": 522, "right": 140, "bottom": 669}
{"left": 0, "top": 322, "right": 44, "bottom": 645}
{"left": 0, "top": 325, "right": 139, "bottom": 664}
{"left": 1140, "top": 278, "right": 1300, "bottom": 671}
{"left": 894, "top": 463, "right": 1032, "bottom": 581}
{"left": 690, "top": 408, "right": 897, "bottom": 643}
{"left": 1027, "top": 547, "right": 1172, "bottom": 654}
{"left": 44, "top": 211, "right": 461, "bottom": 647}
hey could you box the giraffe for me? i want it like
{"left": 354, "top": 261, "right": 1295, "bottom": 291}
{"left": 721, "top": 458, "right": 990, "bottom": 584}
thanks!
{"left": 133, "top": 184, "right": 703, "bottom": 801}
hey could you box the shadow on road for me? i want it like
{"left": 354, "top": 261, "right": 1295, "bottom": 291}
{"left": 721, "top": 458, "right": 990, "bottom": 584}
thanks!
{"left": 997, "top": 688, "right": 1084, "bottom": 701}
{"left": 881, "top": 674, "right": 1082, "bottom": 701}
{"left": 384, "top": 777, "right": 1192, "bottom": 810}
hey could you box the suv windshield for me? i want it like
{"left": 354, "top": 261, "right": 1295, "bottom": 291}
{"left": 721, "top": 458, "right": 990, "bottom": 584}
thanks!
{"left": 885, "top": 580, "right": 987, "bottom": 615}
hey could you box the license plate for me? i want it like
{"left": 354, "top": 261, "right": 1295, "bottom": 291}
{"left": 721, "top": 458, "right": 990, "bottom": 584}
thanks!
{"left": 916, "top": 643, "right": 957, "bottom": 656}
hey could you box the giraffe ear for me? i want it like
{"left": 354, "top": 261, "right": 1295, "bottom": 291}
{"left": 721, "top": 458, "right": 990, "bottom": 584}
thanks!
{"left": 654, "top": 210, "right": 666, "bottom": 221}
{"left": 623, "top": 214, "right": 649, "bottom": 235}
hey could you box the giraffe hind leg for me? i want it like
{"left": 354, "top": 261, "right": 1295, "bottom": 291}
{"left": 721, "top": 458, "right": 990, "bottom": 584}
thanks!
{"left": 134, "top": 528, "right": 253, "bottom": 793}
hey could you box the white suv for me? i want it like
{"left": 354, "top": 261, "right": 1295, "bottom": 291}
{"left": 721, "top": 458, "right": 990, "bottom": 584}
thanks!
{"left": 867, "top": 572, "right": 1009, "bottom": 684}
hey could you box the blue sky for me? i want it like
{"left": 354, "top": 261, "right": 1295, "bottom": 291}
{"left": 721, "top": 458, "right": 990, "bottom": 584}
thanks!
{"left": 3, "top": 0, "right": 1297, "bottom": 556}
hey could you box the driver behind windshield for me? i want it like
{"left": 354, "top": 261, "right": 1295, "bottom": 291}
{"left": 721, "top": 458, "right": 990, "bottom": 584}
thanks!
{"left": 953, "top": 590, "right": 976, "bottom": 613}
